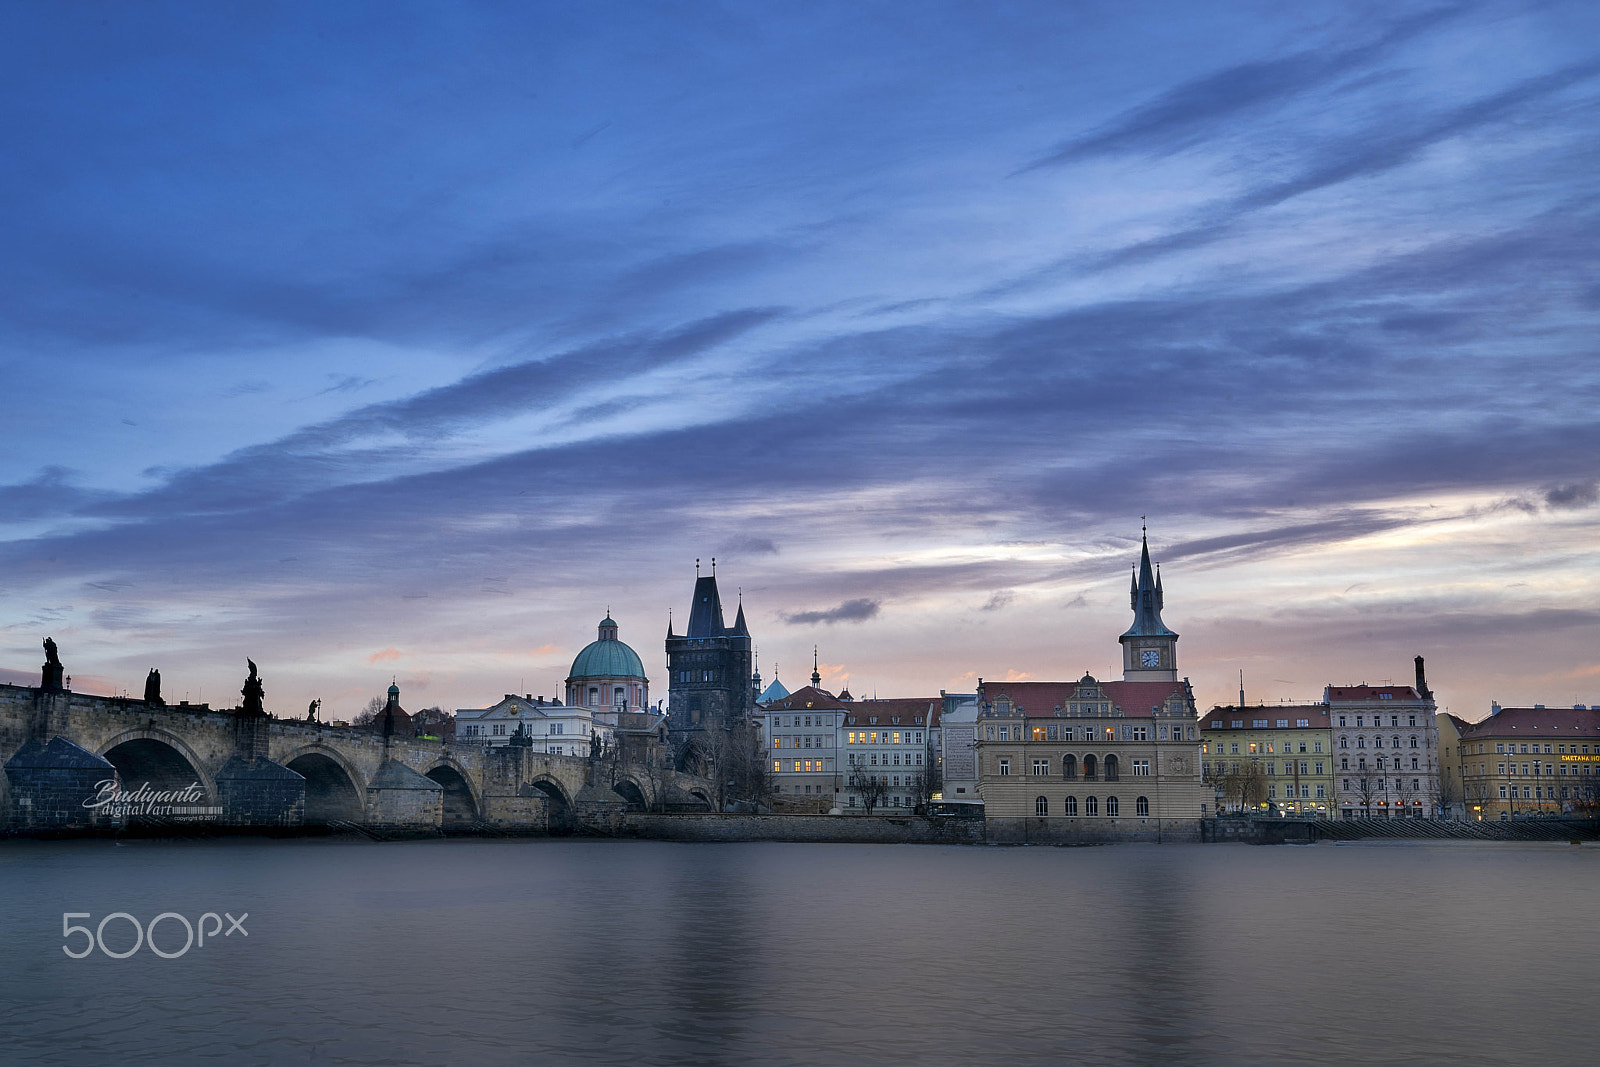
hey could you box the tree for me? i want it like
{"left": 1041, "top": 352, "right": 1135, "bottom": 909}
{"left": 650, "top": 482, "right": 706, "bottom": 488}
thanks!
{"left": 908, "top": 758, "right": 942, "bottom": 814}
{"left": 1437, "top": 766, "right": 1461, "bottom": 820}
{"left": 847, "top": 757, "right": 888, "bottom": 814}
{"left": 350, "top": 695, "right": 385, "bottom": 729}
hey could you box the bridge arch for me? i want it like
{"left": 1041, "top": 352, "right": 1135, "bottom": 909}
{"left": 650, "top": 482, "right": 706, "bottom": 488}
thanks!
{"left": 526, "top": 776, "right": 575, "bottom": 833}
{"left": 612, "top": 777, "right": 649, "bottom": 812}
{"left": 280, "top": 744, "right": 366, "bottom": 824}
{"left": 424, "top": 760, "right": 480, "bottom": 827}
{"left": 96, "top": 729, "right": 217, "bottom": 801}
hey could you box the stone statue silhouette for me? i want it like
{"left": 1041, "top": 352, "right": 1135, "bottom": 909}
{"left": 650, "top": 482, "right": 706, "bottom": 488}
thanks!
{"left": 41, "top": 637, "right": 64, "bottom": 690}
{"left": 306, "top": 698, "right": 321, "bottom": 722}
{"left": 240, "top": 659, "right": 266, "bottom": 716}
{"left": 143, "top": 668, "right": 164, "bottom": 706}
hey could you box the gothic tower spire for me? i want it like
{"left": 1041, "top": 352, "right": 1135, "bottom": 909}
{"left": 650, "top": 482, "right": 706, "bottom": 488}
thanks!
{"left": 1119, "top": 524, "right": 1178, "bottom": 681}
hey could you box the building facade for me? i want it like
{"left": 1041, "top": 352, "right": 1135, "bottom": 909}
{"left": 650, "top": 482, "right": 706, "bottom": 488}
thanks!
{"left": 1200, "top": 705, "right": 1334, "bottom": 816}
{"left": 1329, "top": 659, "right": 1440, "bottom": 819}
{"left": 453, "top": 694, "right": 608, "bottom": 754}
{"left": 760, "top": 685, "right": 846, "bottom": 808}
{"left": 1454, "top": 704, "right": 1600, "bottom": 820}
{"left": 840, "top": 697, "right": 939, "bottom": 814}
{"left": 972, "top": 533, "right": 1209, "bottom": 829}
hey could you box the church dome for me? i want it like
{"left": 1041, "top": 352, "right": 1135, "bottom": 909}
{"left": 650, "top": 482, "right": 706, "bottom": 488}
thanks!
{"left": 568, "top": 616, "right": 647, "bottom": 680}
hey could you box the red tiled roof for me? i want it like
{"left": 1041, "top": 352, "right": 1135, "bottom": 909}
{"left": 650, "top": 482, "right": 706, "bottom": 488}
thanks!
{"left": 1458, "top": 706, "right": 1600, "bottom": 739}
{"left": 842, "top": 697, "right": 939, "bottom": 728}
{"left": 763, "top": 686, "right": 847, "bottom": 711}
{"left": 1326, "top": 685, "right": 1422, "bottom": 701}
{"left": 977, "top": 679, "right": 1188, "bottom": 718}
{"left": 1202, "top": 705, "right": 1331, "bottom": 730}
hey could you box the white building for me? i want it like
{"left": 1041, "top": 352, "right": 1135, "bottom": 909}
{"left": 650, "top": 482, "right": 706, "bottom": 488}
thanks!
{"left": 759, "top": 685, "right": 845, "bottom": 807}
{"left": 1330, "top": 668, "right": 1441, "bottom": 819}
{"left": 453, "top": 694, "right": 608, "bottom": 755}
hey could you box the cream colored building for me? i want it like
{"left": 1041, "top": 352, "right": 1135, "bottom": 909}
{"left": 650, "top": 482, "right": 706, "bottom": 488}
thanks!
{"left": 972, "top": 533, "right": 1209, "bottom": 832}
{"left": 1454, "top": 704, "right": 1600, "bottom": 820}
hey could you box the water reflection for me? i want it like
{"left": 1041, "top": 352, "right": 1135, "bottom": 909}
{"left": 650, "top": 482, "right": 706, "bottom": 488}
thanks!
{"left": 0, "top": 839, "right": 1596, "bottom": 1066}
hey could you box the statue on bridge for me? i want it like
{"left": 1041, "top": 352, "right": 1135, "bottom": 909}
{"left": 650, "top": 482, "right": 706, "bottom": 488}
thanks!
{"left": 306, "top": 699, "right": 321, "bottom": 723}
{"left": 41, "top": 637, "right": 64, "bottom": 691}
{"left": 143, "top": 668, "right": 165, "bottom": 706}
{"left": 241, "top": 659, "right": 266, "bottom": 716}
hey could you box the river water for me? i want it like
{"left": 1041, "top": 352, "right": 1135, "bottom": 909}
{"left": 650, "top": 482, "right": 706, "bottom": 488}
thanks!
{"left": 0, "top": 838, "right": 1593, "bottom": 1066}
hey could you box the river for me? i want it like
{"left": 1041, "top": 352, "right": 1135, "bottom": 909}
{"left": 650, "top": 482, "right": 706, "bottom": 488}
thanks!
{"left": 0, "top": 838, "right": 1593, "bottom": 1066}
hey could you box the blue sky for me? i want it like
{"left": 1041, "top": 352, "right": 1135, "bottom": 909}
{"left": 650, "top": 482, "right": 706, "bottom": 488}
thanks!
{"left": 1, "top": 1, "right": 1597, "bottom": 720}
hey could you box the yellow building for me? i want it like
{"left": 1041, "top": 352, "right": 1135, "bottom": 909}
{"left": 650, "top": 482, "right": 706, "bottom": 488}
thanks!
{"left": 1200, "top": 704, "right": 1334, "bottom": 817}
{"left": 1454, "top": 704, "right": 1600, "bottom": 820}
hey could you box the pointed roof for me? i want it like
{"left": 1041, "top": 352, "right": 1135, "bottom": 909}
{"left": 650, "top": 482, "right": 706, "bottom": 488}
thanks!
{"left": 1121, "top": 529, "right": 1176, "bottom": 639}
{"left": 757, "top": 677, "right": 791, "bottom": 703}
{"left": 732, "top": 600, "right": 749, "bottom": 636}
{"left": 686, "top": 575, "right": 727, "bottom": 637}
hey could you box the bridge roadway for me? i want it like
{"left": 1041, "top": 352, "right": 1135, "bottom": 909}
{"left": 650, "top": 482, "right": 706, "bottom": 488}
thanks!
{"left": 1, "top": 683, "right": 710, "bottom": 833}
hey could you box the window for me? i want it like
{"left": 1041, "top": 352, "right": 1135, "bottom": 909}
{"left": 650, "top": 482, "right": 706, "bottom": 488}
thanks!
{"left": 1064, "top": 796, "right": 1078, "bottom": 816}
{"left": 1230, "top": 743, "right": 1240, "bottom": 754}
{"left": 1033, "top": 727, "right": 1047, "bottom": 741}
{"left": 1132, "top": 759, "right": 1150, "bottom": 776}
{"left": 998, "top": 726, "right": 1009, "bottom": 741}
{"left": 1300, "top": 784, "right": 1311, "bottom": 798}
{"left": 1277, "top": 719, "right": 1289, "bottom": 728}
{"left": 1297, "top": 719, "right": 1310, "bottom": 728}
{"left": 1315, "top": 784, "right": 1326, "bottom": 798}
{"left": 1107, "top": 796, "right": 1120, "bottom": 816}
{"left": 793, "top": 761, "right": 801, "bottom": 773}
{"left": 1314, "top": 740, "right": 1323, "bottom": 753}
{"left": 1062, "top": 755, "right": 1077, "bottom": 780}
{"left": 1131, "top": 726, "right": 1148, "bottom": 741}
{"left": 1035, "top": 796, "right": 1048, "bottom": 816}
{"left": 1061, "top": 726, "right": 1075, "bottom": 742}
{"left": 772, "top": 760, "right": 781, "bottom": 773}
{"left": 1104, "top": 755, "right": 1119, "bottom": 781}
{"left": 1253, "top": 719, "right": 1268, "bottom": 728}
{"left": 1136, "top": 796, "right": 1149, "bottom": 817}
{"left": 1083, "top": 754, "right": 1097, "bottom": 779}
{"left": 1084, "top": 796, "right": 1098, "bottom": 816}
{"left": 1032, "top": 759, "right": 1049, "bottom": 776}
{"left": 1266, "top": 761, "right": 1275, "bottom": 775}
{"left": 998, "top": 759, "right": 1011, "bottom": 776}
{"left": 1408, "top": 715, "right": 1417, "bottom": 726}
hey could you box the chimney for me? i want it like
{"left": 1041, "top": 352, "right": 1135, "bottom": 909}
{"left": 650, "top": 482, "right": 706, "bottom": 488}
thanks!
{"left": 1490, "top": 701, "right": 1501, "bottom": 715}
{"left": 1414, "top": 655, "right": 1432, "bottom": 699}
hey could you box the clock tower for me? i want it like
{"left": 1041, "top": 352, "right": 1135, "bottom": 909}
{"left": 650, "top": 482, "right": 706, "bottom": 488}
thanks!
{"left": 1119, "top": 528, "right": 1178, "bottom": 681}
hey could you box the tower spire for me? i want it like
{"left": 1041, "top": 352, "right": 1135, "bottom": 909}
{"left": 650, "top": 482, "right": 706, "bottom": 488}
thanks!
{"left": 811, "top": 645, "right": 821, "bottom": 687}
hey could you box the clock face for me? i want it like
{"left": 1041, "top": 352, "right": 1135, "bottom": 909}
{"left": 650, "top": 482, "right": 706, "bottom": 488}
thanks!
{"left": 1140, "top": 649, "right": 1161, "bottom": 668}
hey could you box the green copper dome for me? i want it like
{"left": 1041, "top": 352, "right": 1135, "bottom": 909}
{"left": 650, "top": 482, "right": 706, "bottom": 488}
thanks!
{"left": 567, "top": 616, "right": 646, "bottom": 680}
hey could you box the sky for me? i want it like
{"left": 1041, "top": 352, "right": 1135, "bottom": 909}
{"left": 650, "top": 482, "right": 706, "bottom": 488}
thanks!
{"left": 1, "top": 1, "right": 1597, "bottom": 723}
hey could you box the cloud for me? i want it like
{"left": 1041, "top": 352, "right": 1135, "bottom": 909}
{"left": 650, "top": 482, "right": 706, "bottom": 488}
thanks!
{"left": 1017, "top": 8, "right": 1460, "bottom": 173}
{"left": 981, "top": 590, "right": 1014, "bottom": 612}
{"left": 367, "top": 647, "right": 402, "bottom": 663}
{"left": 1545, "top": 481, "right": 1599, "bottom": 510}
{"left": 717, "top": 536, "right": 779, "bottom": 556}
{"left": 783, "top": 598, "right": 881, "bottom": 626}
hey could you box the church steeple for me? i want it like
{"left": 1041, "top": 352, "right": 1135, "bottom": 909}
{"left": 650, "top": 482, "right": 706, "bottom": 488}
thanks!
{"left": 1119, "top": 524, "right": 1178, "bottom": 680}
{"left": 811, "top": 645, "right": 821, "bottom": 687}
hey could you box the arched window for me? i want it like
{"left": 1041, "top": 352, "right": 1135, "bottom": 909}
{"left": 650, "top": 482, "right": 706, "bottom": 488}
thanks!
{"left": 1062, "top": 754, "right": 1077, "bottom": 780}
{"left": 1107, "top": 796, "right": 1119, "bottom": 816}
{"left": 1083, "top": 754, "right": 1097, "bottom": 780}
{"left": 588, "top": 687, "right": 599, "bottom": 706}
{"left": 1391, "top": 736, "right": 1400, "bottom": 749}
{"left": 1357, "top": 736, "right": 1366, "bottom": 748}
{"left": 614, "top": 686, "right": 626, "bottom": 706}
{"left": 1340, "top": 736, "right": 1348, "bottom": 749}
{"left": 1085, "top": 795, "right": 1099, "bottom": 816}
{"left": 1409, "top": 736, "right": 1418, "bottom": 748}
{"left": 1035, "top": 795, "right": 1048, "bottom": 817}
{"left": 1136, "top": 796, "right": 1149, "bottom": 817}
{"left": 1063, "top": 795, "right": 1078, "bottom": 816}
{"left": 1104, "top": 754, "right": 1119, "bottom": 781}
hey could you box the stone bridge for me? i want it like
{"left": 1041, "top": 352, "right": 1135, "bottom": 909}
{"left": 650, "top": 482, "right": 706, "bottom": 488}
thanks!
{"left": 1, "top": 683, "right": 714, "bottom": 834}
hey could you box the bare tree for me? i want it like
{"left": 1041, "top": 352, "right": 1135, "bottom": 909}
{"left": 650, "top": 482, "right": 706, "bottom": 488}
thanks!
{"left": 847, "top": 758, "right": 888, "bottom": 814}
{"left": 908, "top": 760, "right": 942, "bottom": 814}
{"left": 350, "top": 694, "right": 385, "bottom": 729}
